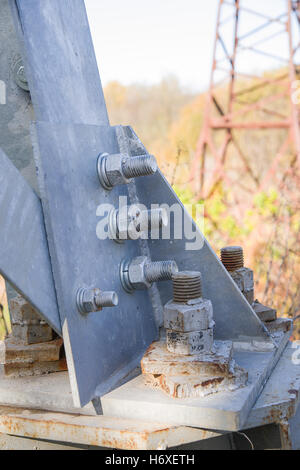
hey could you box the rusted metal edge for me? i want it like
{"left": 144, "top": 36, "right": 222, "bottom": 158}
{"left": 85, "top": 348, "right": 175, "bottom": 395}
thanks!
{"left": 0, "top": 406, "right": 220, "bottom": 450}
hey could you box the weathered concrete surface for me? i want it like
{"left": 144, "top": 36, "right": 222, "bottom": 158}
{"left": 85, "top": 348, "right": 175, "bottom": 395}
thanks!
{"left": 0, "top": 336, "right": 66, "bottom": 378}
{"left": 0, "top": 358, "right": 67, "bottom": 378}
{"left": 11, "top": 324, "right": 53, "bottom": 345}
{"left": 10, "top": 294, "right": 43, "bottom": 324}
{"left": 0, "top": 337, "right": 62, "bottom": 364}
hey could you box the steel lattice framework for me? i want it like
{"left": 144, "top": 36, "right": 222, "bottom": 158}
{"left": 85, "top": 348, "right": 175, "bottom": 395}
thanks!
{"left": 191, "top": 0, "right": 300, "bottom": 201}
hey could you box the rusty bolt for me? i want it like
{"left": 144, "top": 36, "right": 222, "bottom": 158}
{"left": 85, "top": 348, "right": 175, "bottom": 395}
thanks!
{"left": 172, "top": 271, "right": 202, "bottom": 304}
{"left": 220, "top": 246, "right": 244, "bottom": 272}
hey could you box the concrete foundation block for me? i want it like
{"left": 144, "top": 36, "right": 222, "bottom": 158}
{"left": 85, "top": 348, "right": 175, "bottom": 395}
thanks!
{"left": 253, "top": 301, "right": 277, "bottom": 323}
{"left": 0, "top": 336, "right": 66, "bottom": 378}
{"left": 163, "top": 299, "right": 214, "bottom": 332}
{"left": 231, "top": 268, "right": 254, "bottom": 292}
{"left": 166, "top": 329, "right": 214, "bottom": 355}
{"left": 12, "top": 323, "right": 53, "bottom": 345}
{"left": 0, "top": 337, "right": 63, "bottom": 365}
{"left": 0, "top": 358, "right": 67, "bottom": 378}
{"left": 9, "top": 295, "right": 42, "bottom": 325}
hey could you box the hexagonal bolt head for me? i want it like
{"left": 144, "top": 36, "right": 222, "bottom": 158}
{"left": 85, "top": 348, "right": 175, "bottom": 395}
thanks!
{"left": 164, "top": 298, "right": 214, "bottom": 333}
{"left": 120, "top": 256, "right": 178, "bottom": 292}
{"left": 166, "top": 328, "right": 214, "bottom": 355}
{"left": 76, "top": 288, "right": 118, "bottom": 315}
{"left": 109, "top": 206, "right": 168, "bottom": 242}
{"left": 97, "top": 152, "right": 157, "bottom": 190}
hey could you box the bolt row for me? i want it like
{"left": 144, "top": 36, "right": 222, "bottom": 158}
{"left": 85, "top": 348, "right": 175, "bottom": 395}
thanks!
{"left": 77, "top": 151, "right": 174, "bottom": 315}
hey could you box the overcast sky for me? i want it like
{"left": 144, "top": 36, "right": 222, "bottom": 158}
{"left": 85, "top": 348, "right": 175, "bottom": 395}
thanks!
{"left": 85, "top": 0, "right": 298, "bottom": 92}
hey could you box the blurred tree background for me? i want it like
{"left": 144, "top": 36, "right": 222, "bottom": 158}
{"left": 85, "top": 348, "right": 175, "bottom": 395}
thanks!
{"left": 104, "top": 73, "right": 300, "bottom": 339}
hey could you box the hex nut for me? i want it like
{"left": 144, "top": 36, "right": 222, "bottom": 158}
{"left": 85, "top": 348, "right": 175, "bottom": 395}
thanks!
{"left": 128, "top": 256, "right": 151, "bottom": 290}
{"left": 230, "top": 268, "right": 254, "bottom": 292}
{"left": 10, "top": 294, "right": 41, "bottom": 324}
{"left": 166, "top": 329, "right": 214, "bottom": 355}
{"left": 77, "top": 288, "right": 101, "bottom": 314}
{"left": 105, "top": 153, "right": 129, "bottom": 187}
{"left": 163, "top": 299, "right": 214, "bottom": 332}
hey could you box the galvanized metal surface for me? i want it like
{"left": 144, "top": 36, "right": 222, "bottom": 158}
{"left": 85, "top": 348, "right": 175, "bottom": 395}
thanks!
{"left": 0, "top": 0, "right": 36, "bottom": 191}
{"left": 12, "top": 0, "right": 108, "bottom": 126}
{"left": 290, "top": 398, "right": 300, "bottom": 450}
{"left": 0, "top": 371, "right": 97, "bottom": 416}
{"left": 33, "top": 121, "right": 158, "bottom": 407}
{"left": 246, "top": 342, "right": 300, "bottom": 428}
{"left": 0, "top": 148, "right": 61, "bottom": 334}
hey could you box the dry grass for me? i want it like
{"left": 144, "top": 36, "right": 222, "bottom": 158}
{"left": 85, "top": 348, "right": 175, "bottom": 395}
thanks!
{"left": 0, "top": 276, "right": 11, "bottom": 340}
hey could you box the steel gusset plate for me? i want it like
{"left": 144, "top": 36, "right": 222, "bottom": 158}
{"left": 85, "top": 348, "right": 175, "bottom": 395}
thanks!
{"left": 32, "top": 122, "right": 158, "bottom": 407}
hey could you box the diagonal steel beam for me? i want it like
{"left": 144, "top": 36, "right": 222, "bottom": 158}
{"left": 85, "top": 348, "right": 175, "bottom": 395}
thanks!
{"left": 0, "top": 148, "right": 61, "bottom": 334}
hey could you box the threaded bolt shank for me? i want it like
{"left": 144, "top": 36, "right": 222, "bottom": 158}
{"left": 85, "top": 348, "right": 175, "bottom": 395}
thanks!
{"left": 95, "top": 291, "right": 118, "bottom": 308}
{"left": 221, "top": 246, "right": 244, "bottom": 272}
{"left": 145, "top": 261, "right": 178, "bottom": 283}
{"left": 172, "top": 271, "right": 202, "bottom": 303}
{"left": 77, "top": 287, "right": 118, "bottom": 314}
{"left": 122, "top": 154, "right": 157, "bottom": 178}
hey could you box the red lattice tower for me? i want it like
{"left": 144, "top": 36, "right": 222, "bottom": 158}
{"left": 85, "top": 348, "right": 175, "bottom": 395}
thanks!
{"left": 191, "top": 0, "right": 300, "bottom": 203}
